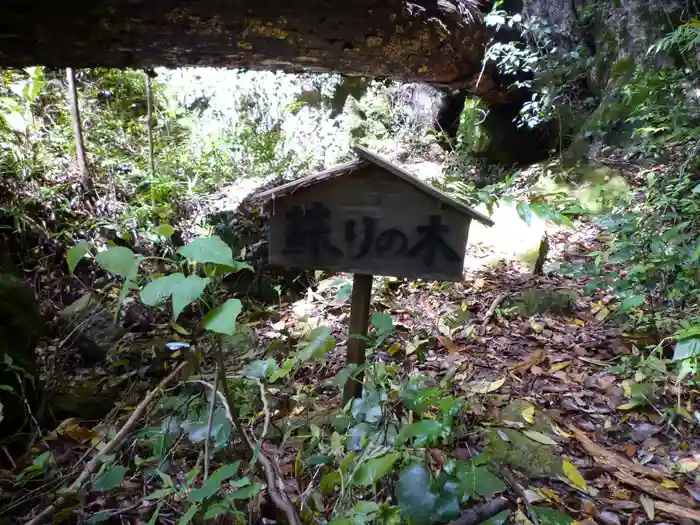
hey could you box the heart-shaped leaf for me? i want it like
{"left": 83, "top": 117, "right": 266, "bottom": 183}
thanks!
{"left": 172, "top": 275, "right": 211, "bottom": 320}
{"left": 204, "top": 299, "right": 243, "bottom": 336}
{"left": 178, "top": 236, "right": 235, "bottom": 266}
{"left": 95, "top": 246, "right": 139, "bottom": 279}
{"left": 140, "top": 273, "right": 186, "bottom": 306}
{"left": 67, "top": 240, "right": 91, "bottom": 274}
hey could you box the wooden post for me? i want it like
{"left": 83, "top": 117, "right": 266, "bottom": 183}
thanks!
{"left": 343, "top": 273, "right": 373, "bottom": 402}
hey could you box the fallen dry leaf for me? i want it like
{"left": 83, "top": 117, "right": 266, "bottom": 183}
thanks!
{"left": 470, "top": 375, "right": 507, "bottom": 394}
{"left": 679, "top": 458, "right": 700, "bottom": 473}
{"left": 523, "top": 430, "right": 557, "bottom": 446}
{"left": 562, "top": 460, "right": 588, "bottom": 492}
{"left": 508, "top": 349, "right": 546, "bottom": 374}
{"left": 436, "top": 334, "right": 459, "bottom": 355}
{"left": 548, "top": 361, "right": 571, "bottom": 374}
{"left": 567, "top": 423, "right": 667, "bottom": 481}
{"left": 661, "top": 479, "right": 680, "bottom": 489}
{"left": 640, "top": 494, "right": 655, "bottom": 520}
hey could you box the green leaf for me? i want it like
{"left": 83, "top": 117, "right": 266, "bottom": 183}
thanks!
{"left": 354, "top": 452, "right": 401, "bottom": 487}
{"left": 153, "top": 224, "right": 175, "bottom": 238}
{"left": 177, "top": 504, "right": 199, "bottom": 525}
{"left": 92, "top": 465, "right": 127, "bottom": 492}
{"left": 320, "top": 470, "right": 341, "bottom": 495}
{"left": 140, "top": 273, "right": 186, "bottom": 306}
{"left": 203, "top": 502, "right": 231, "bottom": 521}
{"left": 203, "top": 299, "right": 243, "bottom": 336}
{"left": 297, "top": 326, "right": 335, "bottom": 361}
{"left": 172, "top": 275, "right": 211, "bottom": 320}
{"left": 188, "top": 462, "right": 240, "bottom": 502}
{"left": 143, "top": 488, "right": 175, "bottom": 501}
{"left": 85, "top": 511, "right": 111, "bottom": 524}
{"left": 619, "top": 295, "right": 645, "bottom": 313}
{"left": 67, "top": 241, "right": 91, "bottom": 274}
{"left": 673, "top": 338, "right": 700, "bottom": 361}
{"left": 178, "top": 236, "right": 236, "bottom": 266}
{"left": 454, "top": 461, "right": 506, "bottom": 499}
{"left": 229, "top": 482, "right": 262, "bottom": 500}
{"left": 243, "top": 359, "right": 278, "bottom": 379}
{"left": 675, "top": 325, "right": 700, "bottom": 341}
{"left": 395, "top": 464, "right": 436, "bottom": 525}
{"left": 396, "top": 419, "right": 444, "bottom": 447}
{"left": 516, "top": 201, "right": 533, "bottom": 226}
{"left": 215, "top": 260, "right": 254, "bottom": 274}
{"left": 533, "top": 506, "right": 573, "bottom": 525}
{"left": 146, "top": 503, "right": 162, "bottom": 525}
{"left": 95, "top": 246, "right": 139, "bottom": 279}
{"left": 371, "top": 311, "right": 394, "bottom": 333}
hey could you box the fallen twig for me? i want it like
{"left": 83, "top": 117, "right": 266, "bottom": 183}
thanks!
{"left": 612, "top": 470, "right": 696, "bottom": 508}
{"left": 482, "top": 293, "right": 508, "bottom": 326}
{"left": 655, "top": 500, "right": 700, "bottom": 523}
{"left": 204, "top": 365, "right": 220, "bottom": 481}
{"left": 567, "top": 423, "right": 666, "bottom": 480}
{"left": 251, "top": 377, "right": 270, "bottom": 442}
{"left": 211, "top": 345, "right": 301, "bottom": 525}
{"left": 495, "top": 465, "right": 539, "bottom": 525}
{"left": 447, "top": 498, "right": 510, "bottom": 525}
{"left": 27, "top": 362, "right": 187, "bottom": 525}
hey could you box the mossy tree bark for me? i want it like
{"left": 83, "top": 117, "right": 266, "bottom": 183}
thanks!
{"left": 0, "top": 0, "right": 512, "bottom": 103}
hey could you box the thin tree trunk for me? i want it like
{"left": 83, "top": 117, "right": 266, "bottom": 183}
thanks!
{"left": 66, "top": 67, "right": 91, "bottom": 191}
{"left": 145, "top": 71, "right": 155, "bottom": 178}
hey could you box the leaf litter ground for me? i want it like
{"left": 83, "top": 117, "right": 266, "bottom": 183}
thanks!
{"left": 7, "top": 219, "right": 700, "bottom": 524}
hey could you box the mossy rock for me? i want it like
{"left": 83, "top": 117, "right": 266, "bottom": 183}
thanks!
{"left": 484, "top": 426, "right": 563, "bottom": 477}
{"left": 509, "top": 288, "right": 579, "bottom": 317}
{"left": 484, "top": 400, "right": 563, "bottom": 477}
{"left": 0, "top": 273, "right": 43, "bottom": 441}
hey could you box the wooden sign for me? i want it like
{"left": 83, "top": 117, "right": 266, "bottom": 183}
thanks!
{"left": 257, "top": 146, "right": 494, "bottom": 281}
{"left": 255, "top": 146, "right": 494, "bottom": 401}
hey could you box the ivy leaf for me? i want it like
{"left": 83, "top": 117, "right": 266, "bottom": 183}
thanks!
{"left": 673, "top": 338, "right": 700, "bottom": 361}
{"left": 396, "top": 419, "right": 444, "bottom": 447}
{"left": 177, "top": 236, "right": 235, "bottom": 266}
{"left": 533, "top": 506, "right": 573, "bottom": 525}
{"left": 92, "top": 465, "right": 127, "bottom": 492}
{"left": 95, "top": 246, "right": 139, "bottom": 279}
{"left": 67, "top": 240, "right": 91, "bottom": 274}
{"left": 172, "top": 275, "right": 211, "bottom": 320}
{"left": 454, "top": 461, "right": 506, "bottom": 499}
{"left": 480, "top": 510, "right": 510, "bottom": 525}
{"left": 395, "top": 464, "right": 436, "bottom": 525}
{"left": 619, "top": 295, "right": 645, "bottom": 313}
{"left": 354, "top": 452, "right": 401, "bottom": 487}
{"left": 140, "top": 273, "right": 186, "bottom": 306}
{"left": 188, "top": 462, "right": 240, "bottom": 502}
{"left": 204, "top": 299, "right": 243, "bottom": 335}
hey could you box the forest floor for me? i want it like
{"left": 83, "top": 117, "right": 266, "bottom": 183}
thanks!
{"left": 5, "top": 157, "right": 700, "bottom": 525}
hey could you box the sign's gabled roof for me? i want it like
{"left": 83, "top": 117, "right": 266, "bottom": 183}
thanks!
{"left": 255, "top": 145, "right": 495, "bottom": 227}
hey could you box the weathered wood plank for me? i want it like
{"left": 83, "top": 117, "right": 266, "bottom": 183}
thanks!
{"left": 267, "top": 166, "right": 471, "bottom": 281}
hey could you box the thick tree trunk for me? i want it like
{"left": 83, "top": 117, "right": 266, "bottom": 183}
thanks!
{"left": 0, "top": 1, "right": 509, "bottom": 102}
{"left": 66, "top": 68, "right": 92, "bottom": 191}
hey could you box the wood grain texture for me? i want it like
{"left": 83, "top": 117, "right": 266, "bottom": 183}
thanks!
{"left": 343, "top": 273, "right": 373, "bottom": 401}
{"left": 267, "top": 165, "right": 471, "bottom": 281}
{"left": 0, "top": 0, "right": 500, "bottom": 97}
